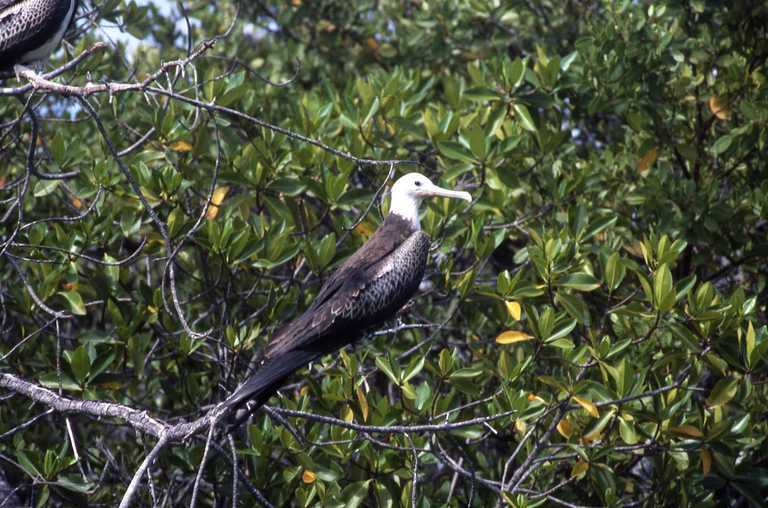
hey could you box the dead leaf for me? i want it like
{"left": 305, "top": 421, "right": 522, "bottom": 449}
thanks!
{"left": 638, "top": 147, "right": 658, "bottom": 173}
{"left": 670, "top": 424, "right": 704, "bottom": 438}
{"left": 701, "top": 448, "right": 712, "bottom": 475}
{"left": 206, "top": 186, "right": 230, "bottom": 220}
{"left": 708, "top": 96, "right": 730, "bottom": 120}
{"left": 571, "top": 460, "right": 590, "bottom": 479}
{"left": 168, "top": 140, "right": 193, "bottom": 152}
{"left": 572, "top": 396, "right": 599, "bottom": 418}
{"left": 71, "top": 197, "right": 83, "bottom": 209}
{"left": 496, "top": 330, "right": 534, "bottom": 344}
{"left": 354, "top": 222, "right": 375, "bottom": 239}
{"left": 302, "top": 469, "right": 316, "bottom": 483}
{"left": 366, "top": 37, "right": 380, "bottom": 51}
{"left": 557, "top": 418, "right": 573, "bottom": 438}
{"left": 356, "top": 385, "right": 369, "bottom": 422}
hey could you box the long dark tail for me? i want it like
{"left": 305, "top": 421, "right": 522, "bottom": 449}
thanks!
{"left": 222, "top": 349, "right": 319, "bottom": 413}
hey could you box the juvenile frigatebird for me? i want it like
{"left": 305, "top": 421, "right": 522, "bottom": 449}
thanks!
{"left": 223, "top": 172, "right": 471, "bottom": 415}
{"left": 0, "top": 0, "right": 78, "bottom": 74}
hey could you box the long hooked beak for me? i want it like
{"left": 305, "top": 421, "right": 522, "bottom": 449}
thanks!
{"left": 423, "top": 182, "right": 472, "bottom": 202}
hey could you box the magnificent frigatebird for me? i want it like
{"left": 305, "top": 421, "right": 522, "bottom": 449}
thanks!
{"left": 0, "top": 0, "right": 78, "bottom": 74}
{"left": 223, "top": 172, "right": 471, "bottom": 415}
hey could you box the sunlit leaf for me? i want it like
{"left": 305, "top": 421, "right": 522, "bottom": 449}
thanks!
{"left": 206, "top": 186, "right": 230, "bottom": 220}
{"left": 706, "top": 377, "right": 739, "bottom": 408}
{"left": 505, "top": 300, "right": 522, "bottom": 320}
{"left": 168, "top": 140, "right": 193, "bottom": 152}
{"left": 708, "top": 96, "right": 730, "bottom": 120}
{"left": 572, "top": 396, "right": 599, "bottom": 418}
{"left": 496, "top": 330, "right": 534, "bottom": 344}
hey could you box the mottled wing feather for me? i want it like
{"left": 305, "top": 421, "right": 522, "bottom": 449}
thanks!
{"left": 265, "top": 215, "right": 417, "bottom": 359}
{"left": 0, "top": 0, "right": 72, "bottom": 67}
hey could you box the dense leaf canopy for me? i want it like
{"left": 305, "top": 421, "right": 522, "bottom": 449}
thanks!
{"left": 1, "top": 0, "right": 767, "bottom": 506}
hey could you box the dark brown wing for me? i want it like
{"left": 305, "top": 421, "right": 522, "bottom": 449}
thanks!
{"left": 265, "top": 214, "right": 417, "bottom": 359}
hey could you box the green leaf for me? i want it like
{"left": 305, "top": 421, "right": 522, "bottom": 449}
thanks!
{"left": 711, "top": 134, "right": 733, "bottom": 154}
{"left": 583, "top": 215, "right": 617, "bottom": 240}
{"left": 436, "top": 140, "right": 476, "bottom": 163}
{"left": 316, "top": 233, "right": 336, "bottom": 269}
{"left": 59, "top": 291, "right": 87, "bottom": 316}
{"left": 653, "top": 263, "right": 675, "bottom": 312}
{"left": 706, "top": 377, "right": 739, "bottom": 408}
{"left": 604, "top": 252, "right": 626, "bottom": 291}
{"left": 375, "top": 356, "right": 399, "bottom": 384}
{"left": 557, "top": 273, "right": 601, "bottom": 292}
{"left": 362, "top": 96, "right": 380, "bottom": 126}
{"left": 556, "top": 292, "right": 590, "bottom": 324}
{"left": 33, "top": 180, "right": 60, "bottom": 198}
{"left": 513, "top": 104, "right": 537, "bottom": 132}
{"left": 65, "top": 346, "right": 91, "bottom": 384}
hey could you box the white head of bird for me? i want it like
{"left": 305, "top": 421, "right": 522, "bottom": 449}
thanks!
{"left": 388, "top": 173, "right": 472, "bottom": 229}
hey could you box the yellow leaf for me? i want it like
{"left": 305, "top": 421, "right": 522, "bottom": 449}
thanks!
{"left": 299, "top": 385, "right": 310, "bottom": 397}
{"left": 366, "top": 37, "right": 380, "bottom": 51}
{"left": 291, "top": 0, "right": 302, "bottom": 6}
{"left": 356, "top": 385, "right": 369, "bottom": 422}
{"left": 581, "top": 431, "right": 601, "bottom": 444}
{"left": 623, "top": 241, "right": 644, "bottom": 259}
{"left": 670, "top": 424, "right": 704, "bottom": 438}
{"left": 206, "top": 186, "right": 230, "bottom": 220}
{"left": 495, "top": 330, "right": 534, "bottom": 344}
{"left": 572, "top": 396, "right": 599, "bottom": 418}
{"left": 342, "top": 404, "right": 354, "bottom": 423}
{"left": 169, "top": 140, "right": 193, "bottom": 152}
{"left": 571, "top": 460, "right": 590, "bottom": 479}
{"left": 505, "top": 300, "right": 522, "bottom": 321}
{"left": 354, "top": 222, "right": 375, "bottom": 239}
{"left": 638, "top": 147, "right": 658, "bottom": 173}
{"left": 515, "top": 419, "right": 527, "bottom": 433}
{"left": 701, "top": 448, "right": 712, "bottom": 475}
{"left": 302, "top": 469, "right": 316, "bottom": 484}
{"left": 708, "top": 96, "right": 730, "bottom": 120}
{"left": 557, "top": 418, "right": 573, "bottom": 438}
{"left": 71, "top": 197, "right": 83, "bottom": 209}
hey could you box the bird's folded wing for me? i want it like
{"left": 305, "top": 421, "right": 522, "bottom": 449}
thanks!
{"left": 265, "top": 224, "right": 412, "bottom": 359}
{"left": 0, "top": 1, "right": 41, "bottom": 53}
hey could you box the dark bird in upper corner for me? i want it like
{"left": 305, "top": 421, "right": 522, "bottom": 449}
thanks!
{"left": 222, "top": 172, "right": 472, "bottom": 417}
{"left": 0, "top": 0, "right": 79, "bottom": 75}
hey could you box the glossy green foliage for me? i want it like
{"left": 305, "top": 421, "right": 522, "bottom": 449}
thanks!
{"left": 1, "top": 0, "right": 766, "bottom": 506}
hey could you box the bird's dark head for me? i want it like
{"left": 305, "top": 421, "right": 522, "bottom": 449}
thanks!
{"left": 388, "top": 172, "right": 471, "bottom": 227}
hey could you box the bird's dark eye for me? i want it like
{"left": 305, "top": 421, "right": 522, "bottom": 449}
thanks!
{"left": 415, "top": 181, "right": 422, "bottom": 187}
